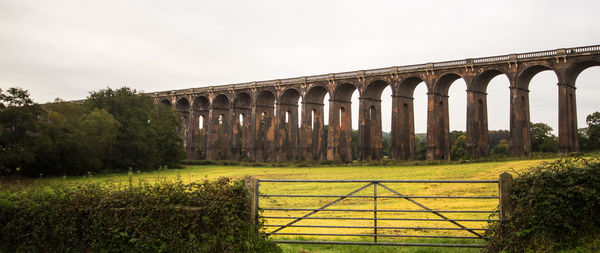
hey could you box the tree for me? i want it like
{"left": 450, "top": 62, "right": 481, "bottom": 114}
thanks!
{"left": 0, "top": 88, "right": 44, "bottom": 174}
{"left": 491, "top": 139, "right": 510, "bottom": 155}
{"left": 351, "top": 129, "right": 358, "bottom": 160}
{"left": 530, "top": 122, "right": 558, "bottom": 152}
{"left": 585, "top": 112, "right": 600, "bottom": 150}
{"left": 83, "top": 87, "right": 184, "bottom": 171}
{"left": 415, "top": 135, "right": 427, "bottom": 160}
{"left": 578, "top": 127, "right": 590, "bottom": 151}
{"left": 488, "top": 130, "right": 510, "bottom": 150}
{"left": 79, "top": 109, "right": 120, "bottom": 170}
{"left": 451, "top": 133, "right": 468, "bottom": 160}
{"left": 382, "top": 131, "right": 391, "bottom": 158}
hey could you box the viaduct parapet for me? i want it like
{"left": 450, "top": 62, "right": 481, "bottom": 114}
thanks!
{"left": 148, "top": 45, "right": 600, "bottom": 162}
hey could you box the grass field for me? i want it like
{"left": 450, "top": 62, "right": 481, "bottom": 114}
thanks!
{"left": 0, "top": 158, "right": 558, "bottom": 252}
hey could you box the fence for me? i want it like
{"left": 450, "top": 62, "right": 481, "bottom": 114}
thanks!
{"left": 245, "top": 173, "right": 513, "bottom": 248}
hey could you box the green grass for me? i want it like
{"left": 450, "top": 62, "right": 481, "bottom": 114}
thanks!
{"left": 0, "top": 157, "right": 562, "bottom": 252}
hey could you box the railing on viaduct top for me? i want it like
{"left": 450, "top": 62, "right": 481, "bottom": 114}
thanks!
{"left": 148, "top": 45, "right": 600, "bottom": 97}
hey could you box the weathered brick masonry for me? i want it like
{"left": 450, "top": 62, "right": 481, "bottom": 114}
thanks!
{"left": 153, "top": 45, "right": 600, "bottom": 161}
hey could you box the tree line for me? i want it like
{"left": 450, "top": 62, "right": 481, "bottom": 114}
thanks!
{"left": 0, "top": 87, "right": 185, "bottom": 177}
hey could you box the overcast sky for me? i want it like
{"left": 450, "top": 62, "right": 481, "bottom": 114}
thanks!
{"left": 1, "top": 0, "right": 599, "bottom": 133}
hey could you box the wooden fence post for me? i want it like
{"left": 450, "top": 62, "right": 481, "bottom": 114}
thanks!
{"left": 245, "top": 177, "right": 258, "bottom": 224}
{"left": 499, "top": 172, "right": 513, "bottom": 221}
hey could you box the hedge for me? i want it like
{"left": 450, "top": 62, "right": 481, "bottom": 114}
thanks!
{"left": 0, "top": 177, "right": 280, "bottom": 252}
{"left": 484, "top": 157, "right": 600, "bottom": 252}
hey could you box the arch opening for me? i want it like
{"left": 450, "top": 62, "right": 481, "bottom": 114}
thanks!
{"left": 527, "top": 67, "right": 559, "bottom": 153}
{"left": 572, "top": 64, "right": 600, "bottom": 152}
{"left": 160, "top": 99, "right": 172, "bottom": 107}
{"left": 482, "top": 72, "right": 511, "bottom": 156}
{"left": 193, "top": 96, "right": 209, "bottom": 111}
{"left": 304, "top": 85, "right": 330, "bottom": 160}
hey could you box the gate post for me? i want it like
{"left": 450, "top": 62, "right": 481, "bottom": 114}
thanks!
{"left": 245, "top": 177, "right": 259, "bottom": 224}
{"left": 499, "top": 172, "right": 513, "bottom": 221}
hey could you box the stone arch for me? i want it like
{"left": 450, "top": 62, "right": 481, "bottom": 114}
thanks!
{"left": 160, "top": 98, "right": 172, "bottom": 107}
{"left": 565, "top": 58, "right": 600, "bottom": 84}
{"left": 212, "top": 94, "right": 230, "bottom": 109}
{"left": 176, "top": 97, "right": 190, "bottom": 111}
{"left": 333, "top": 82, "right": 358, "bottom": 101}
{"left": 565, "top": 57, "right": 600, "bottom": 153}
{"left": 276, "top": 88, "right": 302, "bottom": 161}
{"left": 193, "top": 96, "right": 209, "bottom": 110}
{"left": 363, "top": 79, "right": 390, "bottom": 99}
{"left": 471, "top": 69, "right": 510, "bottom": 92}
{"left": 305, "top": 85, "right": 329, "bottom": 103}
{"left": 277, "top": 88, "right": 302, "bottom": 160}
{"left": 190, "top": 95, "right": 210, "bottom": 160}
{"left": 328, "top": 82, "right": 357, "bottom": 162}
{"left": 234, "top": 92, "right": 252, "bottom": 108}
{"left": 232, "top": 92, "right": 252, "bottom": 160}
{"left": 516, "top": 64, "right": 557, "bottom": 90}
{"left": 279, "top": 88, "right": 301, "bottom": 104}
{"left": 255, "top": 90, "right": 276, "bottom": 161}
{"left": 206, "top": 94, "right": 231, "bottom": 160}
{"left": 174, "top": 97, "right": 191, "bottom": 157}
{"left": 256, "top": 90, "right": 276, "bottom": 108}
{"left": 390, "top": 76, "right": 427, "bottom": 160}
{"left": 358, "top": 79, "right": 390, "bottom": 161}
{"left": 433, "top": 72, "right": 464, "bottom": 95}
{"left": 396, "top": 76, "right": 427, "bottom": 97}
{"left": 302, "top": 85, "right": 329, "bottom": 161}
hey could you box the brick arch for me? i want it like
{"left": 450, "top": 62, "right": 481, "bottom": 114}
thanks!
{"left": 396, "top": 76, "right": 427, "bottom": 97}
{"left": 471, "top": 69, "right": 510, "bottom": 92}
{"left": 212, "top": 94, "right": 230, "bottom": 109}
{"left": 234, "top": 92, "right": 252, "bottom": 108}
{"left": 256, "top": 90, "right": 275, "bottom": 107}
{"left": 363, "top": 79, "right": 390, "bottom": 99}
{"left": 305, "top": 85, "right": 329, "bottom": 103}
{"left": 176, "top": 97, "right": 190, "bottom": 111}
{"left": 516, "top": 64, "right": 557, "bottom": 90}
{"left": 333, "top": 82, "right": 357, "bottom": 102}
{"left": 279, "top": 88, "right": 301, "bottom": 105}
{"left": 565, "top": 57, "right": 600, "bottom": 85}
{"left": 193, "top": 96, "right": 209, "bottom": 110}
{"left": 160, "top": 98, "right": 172, "bottom": 107}
{"left": 433, "top": 72, "right": 464, "bottom": 95}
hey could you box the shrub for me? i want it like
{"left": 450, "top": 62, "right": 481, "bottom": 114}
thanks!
{"left": 0, "top": 177, "right": 280, "bottom": 252}
{"left": 484, "top": 157, "right": 600, "bottom": 252}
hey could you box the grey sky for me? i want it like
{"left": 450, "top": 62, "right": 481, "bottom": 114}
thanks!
{"left": 1, "top": 0, "right": 599, "bottom": 133}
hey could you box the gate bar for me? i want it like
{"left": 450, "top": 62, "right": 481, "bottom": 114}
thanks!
{"left": 260, "top": 194, "right": 498, "bottom": 199}
{"left": 263, "top": 216, "right": 498, "bottom": 222}
{"left": 373, "top": 182, "right": 377, "bottom": 243}
{"left": 267, "top": 233, "right": 483, "bottom": 239}
{"left": 259, "top": 179, "right": 498, "bottom": 183}
{"left": 262, "top": 208, "right": 496, "bottom": 213}
{"left": 272, "top": 240, "right": 485, "bottom": 248}
{"left": 264, "top": 224, "right": 490, "bottom": 230}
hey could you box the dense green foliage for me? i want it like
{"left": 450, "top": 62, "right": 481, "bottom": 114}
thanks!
{"left": 578, "top": 111, "right": 600, "bottom": 151}
{"left": 0, "top": 177, "right": 280, "bottom": 252}
{"left": 0, "top": 88, "right": 45, "bottom": 174}
{"left": 0, "top": 87, "right": 185, "bottom": 176}
{"left": 530, "top": 122, "right": 558, "bottom": 153}
{"left": 484, "top": 157, "right": 600, "bottom": 252}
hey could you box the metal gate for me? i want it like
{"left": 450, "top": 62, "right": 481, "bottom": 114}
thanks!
{"left": 254, "top": 179, "right": 503, "bottom": 248}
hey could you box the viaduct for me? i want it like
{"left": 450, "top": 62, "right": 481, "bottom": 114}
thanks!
{"left": 149, "top": 45, "right": 600, "bottom": 162}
